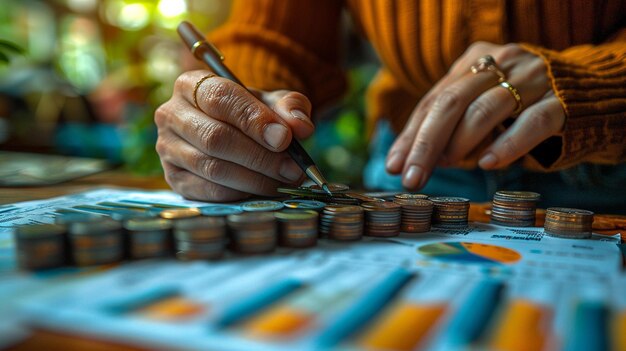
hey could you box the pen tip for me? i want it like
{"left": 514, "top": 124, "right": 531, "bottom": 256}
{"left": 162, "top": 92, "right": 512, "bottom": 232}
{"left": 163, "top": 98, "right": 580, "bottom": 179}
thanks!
{"left": 322, "top": 184, "right": 333, "bottom": 196}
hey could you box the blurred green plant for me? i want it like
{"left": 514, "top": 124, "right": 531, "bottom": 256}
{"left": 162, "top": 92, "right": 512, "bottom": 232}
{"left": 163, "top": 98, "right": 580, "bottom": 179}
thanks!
{"left": 0, "top": 39, "right": 23, "bottom": 64}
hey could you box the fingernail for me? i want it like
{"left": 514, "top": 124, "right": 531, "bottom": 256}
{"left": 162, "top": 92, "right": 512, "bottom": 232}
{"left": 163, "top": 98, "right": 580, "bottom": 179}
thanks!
{"left": 479, "top": 152, "right": 498, "bottom": 169}
{"left": 403, "top": 165, "right": 423, "bottom": 189}
{"left": 386, "top": 152, "right": 402, "bottom": 171}
{"left": 279, "top": 159, "right": 303, "bottom": 182}
{"left": 290, "top": 109, "right": 313, "bottom": 125}
{"left": 263, "top": 123, "right": 289, "bottom": 149}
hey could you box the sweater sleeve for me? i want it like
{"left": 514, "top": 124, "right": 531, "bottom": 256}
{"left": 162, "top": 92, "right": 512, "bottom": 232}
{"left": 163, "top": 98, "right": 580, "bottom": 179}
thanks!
{"left": 519, "top": 28, "right": 626, "bottom": 172}
{"left": 207, "top": 0, "right": 346, "bottom": 108}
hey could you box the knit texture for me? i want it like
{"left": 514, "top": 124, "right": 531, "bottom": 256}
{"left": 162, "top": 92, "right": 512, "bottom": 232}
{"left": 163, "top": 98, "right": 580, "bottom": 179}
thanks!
{"left": 208, "top": 0, "right": 626, "bottom": 172}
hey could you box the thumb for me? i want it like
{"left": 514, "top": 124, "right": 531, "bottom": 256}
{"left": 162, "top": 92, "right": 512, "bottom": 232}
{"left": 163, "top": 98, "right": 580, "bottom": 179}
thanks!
{"left": 263, "top": 90, "right": 315, "bottom": 139}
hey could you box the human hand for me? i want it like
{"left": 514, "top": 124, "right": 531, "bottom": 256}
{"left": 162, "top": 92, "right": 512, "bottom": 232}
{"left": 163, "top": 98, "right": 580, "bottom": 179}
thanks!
{"left": 386, "top": 42, "right": 566, "bottom": 189}
{"left": 155, "top": 70, "right": 314, "bottom": 201}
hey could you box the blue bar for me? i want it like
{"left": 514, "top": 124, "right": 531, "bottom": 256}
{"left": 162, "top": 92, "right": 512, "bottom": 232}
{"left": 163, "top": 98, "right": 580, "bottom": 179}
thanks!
{"left": 215, "top": 278, "right": 303, "bottom": 328}
{"left": 444, "top": 279, "right": 504, "bottom": 346}
{"left": 101, "top": 286, "right": 180, "bottom": 314}
{"left": 314, "top": 267, "right": 413, "bottom": 348}
{"left": 564, "top": 301, "right": 609, "bottom": 351}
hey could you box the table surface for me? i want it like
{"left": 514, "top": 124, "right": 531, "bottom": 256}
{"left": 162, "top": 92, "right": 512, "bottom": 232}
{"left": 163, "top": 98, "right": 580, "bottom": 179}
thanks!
{"left": 2, "top": 170, "right": 623, "bottom": 350}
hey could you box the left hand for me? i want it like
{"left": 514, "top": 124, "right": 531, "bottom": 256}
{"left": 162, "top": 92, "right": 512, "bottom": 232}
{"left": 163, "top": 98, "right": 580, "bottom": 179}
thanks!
{"left": 385, "top": 42, "right": 566, "bottom": 190}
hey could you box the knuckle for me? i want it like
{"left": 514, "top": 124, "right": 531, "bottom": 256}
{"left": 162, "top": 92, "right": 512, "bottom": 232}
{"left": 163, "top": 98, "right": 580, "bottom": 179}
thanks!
{"left": 237, "top": 98, "right": 266, "bottom": 133}
{"left": 411, "top": 138, "right": 435, "bottom": 158}
{"left": 155, "top": 138, "right": 168, "bottom": 156}
{"left": 498, "top": 43, "right": 524, "bottom": 60}
{"left": 199, "top": 122, "right": 226, "bottom": 153}
{"left": 501, "top": 136, "right": 518, "bottom": 159}
{"left": 435, "top": 90, "right": 460, "bottom": 110}
{"left": 203, "top": 79, "right": 232, "bottom": 106}
{"left": 200, "top": 157, "right": 227, "bottom": 183}
{"left": 467, "top": 100, "right": 493, "bottom": 127}
{"left": 174, "top": 72, "right": 193, "bottom": 92}
{"left": 245, "top": 148, "right": 272, "bottom": 172}
{"left": 529, "top": 110, "right": 554, "bottom": 130}
{"left": 154, "top": 103, "right": 171, "bottom": 127}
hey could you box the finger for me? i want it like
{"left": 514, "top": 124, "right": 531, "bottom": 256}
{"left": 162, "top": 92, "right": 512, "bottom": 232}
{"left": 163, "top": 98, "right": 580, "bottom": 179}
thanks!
{"left": 158, "top": 134, "right": 285, "bottom": 196}
{"left": 400, "top": 71, "right": 503, "bottom": 189}
{"left": 478, "top": 96, "right": 566, "bottom": 170}
{"left": 161, "top": 161, "right": 249, "bottom": 202}
{"left": 265, "top": 90, "right": 315, "bottom": 139}
{"left": 155, "top": 101, "right": 304, "bottom": 183}
{"left": 176, "top": 70, "right": 292, "bottom": 152}
{"left": 444, "top": 57, "right": 550, "bottom": 163}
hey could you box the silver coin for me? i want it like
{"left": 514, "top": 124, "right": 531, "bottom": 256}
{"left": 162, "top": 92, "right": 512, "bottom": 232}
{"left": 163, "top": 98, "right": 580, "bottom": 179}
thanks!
{"left": 240, "top": 200, "right": 285, "bottom": 212}
{"left": 199, "top": 205, "right": 243, "bottom": 216}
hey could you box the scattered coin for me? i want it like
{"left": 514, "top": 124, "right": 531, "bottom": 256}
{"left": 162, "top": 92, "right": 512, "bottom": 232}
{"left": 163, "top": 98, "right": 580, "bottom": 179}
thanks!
{"left": 174, "top": 217, "right": 227, "bottom": 260}
{"left": 227, "top": 212, "right": 277, "bottom": 253}
{"left": 123, "top": 218, "right": 172, "bottom": 259}
{"left": 544, "top": 207, "right": 594, "bottom": 239}
{"left": 159, "top": 208, "right": 201, "bottom": 220}
{"left": 241, "top": 200, "right": 285, "bottom": 212}
{"left": 393, "top": 198, "right": 434, "bottom": 233}
{"left": 361, "top": 201, "right": 402, "bottom": 237}
{"left": 14, "top": 224, "right": 67, "bottom": 270}
{"left": 199, "top": 205, "right": 243, "bottom": 217}
{"left": 282, "top": 199, "right": 326, "bottom": 211}
{"left": 430, "top": 197, "right": 470, "bottom": 228}
{"left": 309, "top": 183, "right": 350, "bottom": 193}
{"left": 321, "top": 205, "right": 363, "bottom": 241}
{"left": 275, "top": 210, "right": 319, "bottom": 248}
{"left": 68, "top": 218, "right": 124, "bottom": 266}
{"left": 491, "top": 190, "right": 541, "bottom": 227}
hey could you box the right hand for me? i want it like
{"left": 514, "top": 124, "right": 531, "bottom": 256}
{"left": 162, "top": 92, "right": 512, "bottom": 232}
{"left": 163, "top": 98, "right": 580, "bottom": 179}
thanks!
{"left": 155, "top": 70, "right": 315, "bottom": 202}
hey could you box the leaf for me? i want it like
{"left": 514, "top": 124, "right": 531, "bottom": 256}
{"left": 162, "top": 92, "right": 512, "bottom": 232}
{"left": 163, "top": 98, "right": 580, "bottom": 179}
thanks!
{"left": 0, "top": 39, "right": 24, "bottom": 54}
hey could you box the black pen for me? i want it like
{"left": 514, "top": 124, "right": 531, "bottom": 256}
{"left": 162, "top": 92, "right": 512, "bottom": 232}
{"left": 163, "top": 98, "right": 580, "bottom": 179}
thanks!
{"left": 177, "top": 21, "right": 332, "bottom": 196}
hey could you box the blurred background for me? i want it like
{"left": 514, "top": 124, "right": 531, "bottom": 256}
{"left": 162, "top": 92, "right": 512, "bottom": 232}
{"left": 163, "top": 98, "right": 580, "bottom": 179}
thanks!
{"left": 0, "top": 0, "right": 378, "bottom": 187}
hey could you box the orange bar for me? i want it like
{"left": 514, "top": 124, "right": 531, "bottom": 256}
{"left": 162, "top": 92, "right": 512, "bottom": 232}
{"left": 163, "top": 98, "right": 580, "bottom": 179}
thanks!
{"left": 243, "top": 305, "right": 314, "bottom": 338}
{"left": 489, "top": 300, "right": 551, "bottom": 351}
{"left": 358, "top": 303, "right": 446, "bottom": 351}
{"left": 135, "top": 296, "right": 205, "bottom": 321}
{"left": 613, "top": 311, "right": 626, "bottom": 351}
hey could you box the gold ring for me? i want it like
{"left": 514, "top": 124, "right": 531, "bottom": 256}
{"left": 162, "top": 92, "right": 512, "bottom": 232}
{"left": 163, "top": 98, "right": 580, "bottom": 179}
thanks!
{"left": 499, "top": 81, "right": 523, "bottom": 115}
{"left": 193, "top": 73, "right": 217, "bottom": 110}
{"left": 471, "top": 55, "right": 506, "bottom": 83}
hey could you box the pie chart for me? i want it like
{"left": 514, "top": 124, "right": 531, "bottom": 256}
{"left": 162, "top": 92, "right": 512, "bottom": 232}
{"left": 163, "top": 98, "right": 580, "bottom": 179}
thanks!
{"left": 417, "top": 242, "right": 521, "bottom": 264}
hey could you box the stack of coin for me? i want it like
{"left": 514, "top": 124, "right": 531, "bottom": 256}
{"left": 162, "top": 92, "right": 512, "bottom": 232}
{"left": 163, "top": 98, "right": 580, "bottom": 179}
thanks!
{"left": 227, "top": 212, "right": 277, "bottom": 254}
{"left": 430, "top": 197, "right": 470, "bottom": 228}
{"left": 275, "top": 210, "right": 319, "bottom": 248}
{"left": 14, "top": 224, "right": 67, "bottom": 270}
{"left": 241, "top": 200, "right": 284, "bottom": 212}
{"left": 320, "top": 205, "right": 364, "bottom": 241}
{"left": 491, "top": 191, "right": 541, "bottom": 227}
{"left": 68, "top": 218, "right": 124, "bottom": 266}
{"left": 394, "top": 193, "right": 429, "bottom": 201}
{"left": 544, "top": 207, "right": 594, "bottom": 239}
{"left": 393, "top": 197, "right": 434, "bottom": 233}
{"left": 174, "top": 217, "right": 227, "bottom": 260}
{"left": 123, "top": 218, "right": 172, "bottom": 259}
{"left": 361, "top": 201, "right": 402, "bottom": 237}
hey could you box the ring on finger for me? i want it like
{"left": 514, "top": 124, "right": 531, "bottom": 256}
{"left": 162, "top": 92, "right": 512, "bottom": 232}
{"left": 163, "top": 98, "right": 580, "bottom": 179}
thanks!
{"left": 499, "top": 80, "right": 523, "bottom": 115}
{"left": 193, "top": 73, "right": 217, "bottom": 110}
{"left": 471, "top": 55, "right": 506, "bottom": 83}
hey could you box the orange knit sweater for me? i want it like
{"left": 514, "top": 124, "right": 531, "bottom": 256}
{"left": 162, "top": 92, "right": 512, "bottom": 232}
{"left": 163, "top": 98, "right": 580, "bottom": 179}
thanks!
{"left": 209, "top": 0, "right": 626, "bottom": 172}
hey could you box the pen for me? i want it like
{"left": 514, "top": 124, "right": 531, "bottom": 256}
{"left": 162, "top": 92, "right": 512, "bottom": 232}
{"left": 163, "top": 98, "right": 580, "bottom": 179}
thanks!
{"left": 177, "top": 21, "right": 332, "bottom": 196}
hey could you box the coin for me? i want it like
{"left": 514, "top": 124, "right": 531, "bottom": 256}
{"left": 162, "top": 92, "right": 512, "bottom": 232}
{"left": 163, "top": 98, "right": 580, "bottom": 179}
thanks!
{"left": 68, "top": 218, "right": 124, "bottom": 266}
{"left": 227, "top": 212, "right": 277, "bottom": 253}
{"left": 394, "top": 193, "right": 429, "bottom": 200}
{"left": 430, "top": 197, "right": 470, "bottom": 228}
{"left": 282, "top": 199, "right": 326, "bottom": 211}
{"left": 393, "top": 198, "right": 434, "bottom": 233}
{"left": 241, "top": 200, "right": 285, "bottom": 212}
{"left": 159, "top": 208, "right": 201, "bottom": 220}
{"left": 199, "top": 205, "right": 243, "bottom": 217}
{"left": 361, "top": 202, "right": 402, "bottom": 237}
{"left": 321, "top": 205, "right": 363, "bottom": 241}
{"left": 123, "top": 218, "right": 172, "bottom": 259}
{"left": 309, "top": 183, "right": 350, "bottom": 193}
{"left": 544, "top": 207, "right": 594, "bottom": 239}
{"left": 14, "top": 224, "right": 67, "bottom": 270}
{"left": 173, "top": 217, "right": 226, "bottom": 260}
{"left": 275, "top": 210, "right": 319, "bottom": 248}
{"left": 491, "top": 190, "right": 541, "bottom": 227}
